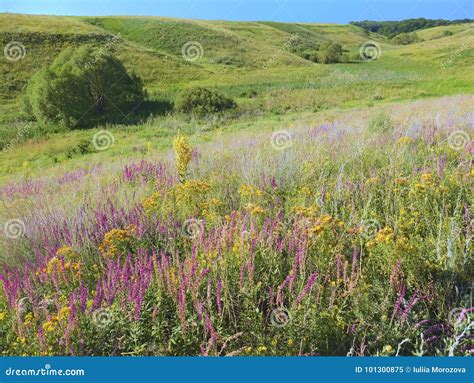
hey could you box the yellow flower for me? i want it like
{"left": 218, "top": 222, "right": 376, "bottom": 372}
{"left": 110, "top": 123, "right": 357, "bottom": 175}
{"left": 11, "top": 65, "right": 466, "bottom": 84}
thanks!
{"left": 42, "top": 321, "right": 56, "bottom": 333}
{"left": 173, "top": 134, "right": 193, "bottom": 181}
{"left": 421, "top": 172, "right": 433, "bottom": 182}
{"left": 300, "top": 186, "right": 313, "bottom": 197}
{"left": 368, "top": 227, "right": 395, "bottom": 248}
{"left": 239, "top": 184, "right": 263, "bottom": 199}
{"left": 383, "top": 345, "right": 393, "bottom": 353}
{"left": 287, "top": 339, "right": 294, "bottom": 347}
{"left": 292, "top": 205, "right": 319, "bottom": 218}
{"left": 57, "top": 307, "right": 71, "bottom": 322}
{"left": 174, "top": 179, "right": 211, "bottom": 214}
{"left": 0, "top": 312, "right": 5, "bottom": 321}
{"left": 142, "top": 192, "right": 161, "bottom": 214}
{"left": 309, "top": 214, "right": 342, "bottom": 236}
{"left": 311, "top": 224, "right": 324, "bottom": 235}
{"left": 395, "top": 177, "right": 408, "bottom": 186}
{"left": 225, "top": 211, "right": 240, "bottom": 223}
{"left": 373, "top": 227, "right": 394, "bottom": 244}
{"left": 397, "top": 136, "right": 412, "bottom": 145}
{"left": 56, "top": 246, "right": 79, "bottom": 260}
{"left": 244, "top": 203, "right": 265, "bottom": 215}
{"left": 24, "top": 312, "right": 34, "bottom": 325}
{"left": 45, "top": 257, "right": 62, "bottom": 276}
{"left": 257, "top": 346, "right": 267, "bottom": 353}
{"left": 99, "top": 225, "right": 136, "bottom": 258}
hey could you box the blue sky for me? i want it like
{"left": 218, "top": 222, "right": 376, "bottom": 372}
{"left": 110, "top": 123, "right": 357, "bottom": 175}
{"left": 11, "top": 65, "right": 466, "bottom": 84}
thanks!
{"left": 1, "top": 0, "right": 472, "bottom": 23}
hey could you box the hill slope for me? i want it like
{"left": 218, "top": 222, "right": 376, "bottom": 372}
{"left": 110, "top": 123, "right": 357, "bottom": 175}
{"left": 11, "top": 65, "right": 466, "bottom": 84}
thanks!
{"left": 1, "top": 14, "right": 472, "bottom": 103}
{"left": 0, "top": 14, "right": 473, "bottom": 176}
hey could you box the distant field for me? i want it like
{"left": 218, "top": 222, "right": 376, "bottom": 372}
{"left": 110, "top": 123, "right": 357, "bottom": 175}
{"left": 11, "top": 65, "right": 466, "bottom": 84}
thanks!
{"left": 0, "top": 14, "right": 473, "bottom": 179}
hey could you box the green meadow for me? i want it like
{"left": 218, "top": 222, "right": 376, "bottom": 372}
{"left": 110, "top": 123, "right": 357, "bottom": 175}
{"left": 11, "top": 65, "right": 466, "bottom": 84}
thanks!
{"left": 0, "top": 14, "right": 472, "bottom": 357}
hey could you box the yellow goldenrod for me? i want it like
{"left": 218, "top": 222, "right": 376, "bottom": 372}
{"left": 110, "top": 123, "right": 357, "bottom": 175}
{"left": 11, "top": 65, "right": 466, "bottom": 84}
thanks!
{"left": 239, "top": 184, "right": 263, "bottom": 199}
{"left": 42, "top": 321, "right": 56, "bottom": 333}
{"left": 244, "top": 203, "right": 265, "bottom": 215}
{"left": 173, "top": 134, "right": 193, "bottom": 182}
{"left": 142, "top": 192, "right": 161, "bottom": 214}
{"left": 367, "top": 227, "right": 394, "bottom": 248}
{"left": 99, "top": 225, "right": 137, "bottom": 258}
{"left": 45, "top": 257, "right": 62, "bottom": 276}
{"left": 56, "top": 246, "right": 79, "bottom": 260}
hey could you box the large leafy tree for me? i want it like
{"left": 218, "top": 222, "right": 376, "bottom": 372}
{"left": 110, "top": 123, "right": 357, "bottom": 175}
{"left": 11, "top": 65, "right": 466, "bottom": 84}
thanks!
{"left": 25, "top": 45, "right": 145, "bottom": 128}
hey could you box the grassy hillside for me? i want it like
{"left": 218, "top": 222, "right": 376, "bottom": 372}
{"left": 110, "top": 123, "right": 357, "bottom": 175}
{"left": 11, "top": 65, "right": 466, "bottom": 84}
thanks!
{"left": 1, "top": 14, "right": 472, "bottom": 102}
{"left": 0, "top": 13, "right": 472, "bottom": 358}
{"left": 0, "top": 14, "right": 473, "bottom": 179}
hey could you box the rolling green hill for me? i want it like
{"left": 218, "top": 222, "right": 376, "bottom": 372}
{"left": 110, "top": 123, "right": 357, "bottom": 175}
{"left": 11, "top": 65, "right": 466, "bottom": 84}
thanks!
{"left": 1, "top": 14, "right": 472, "bottom": 102}
{"left": 0, "top": 14, "right": 473, "bottom": 179}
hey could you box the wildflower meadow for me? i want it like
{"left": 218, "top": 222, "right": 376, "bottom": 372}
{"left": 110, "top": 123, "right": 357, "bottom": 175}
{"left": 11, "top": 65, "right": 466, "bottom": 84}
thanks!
{"left": 0, "top": 94, "right": 472, "bottom": 356}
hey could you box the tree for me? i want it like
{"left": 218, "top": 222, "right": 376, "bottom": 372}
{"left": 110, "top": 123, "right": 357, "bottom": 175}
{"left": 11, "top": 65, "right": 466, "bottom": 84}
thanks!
{"left": 24, "top": 45, "right": 145, "bottom": 128}
{"left": 317, "top": 42, "right": 343, "bottom": 64}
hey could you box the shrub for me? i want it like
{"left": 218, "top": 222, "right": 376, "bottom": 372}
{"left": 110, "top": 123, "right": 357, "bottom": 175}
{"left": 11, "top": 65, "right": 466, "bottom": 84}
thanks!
{"left": 317, "top": 42, "right": 343, "bottom": 64}
{"left": 239, "top": 89, "right": 258, "bottom": 98}
{"left": 301, "top": 50, "right": 319, "bottom": 63}
{"left": 65, "top": 139, "right": 92, "bottom": 159}
{"left": 391, "top": 32, "right": 421, "bottom": 45}
{"left": 350, "top": 52, "right": 362, "bottom": 62}
{"left": 24, "top": 45, "right": 145, "bottom": 128}
{"left": 434, "top": 30, "right": 454, "bottom": 39}
{"left": 213, "top": 56, "right": 245, "bottom": 67}
{"left": 175, "top": 87, "right": 236, "bottom": 117}
{"left": 339, "top": 53, "right": 350, "bottom": 63}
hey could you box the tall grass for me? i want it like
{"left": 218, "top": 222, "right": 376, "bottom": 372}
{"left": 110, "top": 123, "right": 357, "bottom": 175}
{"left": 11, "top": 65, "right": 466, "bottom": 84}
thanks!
{"left": 0, "top": 96, "right": 472, "bottom": 356}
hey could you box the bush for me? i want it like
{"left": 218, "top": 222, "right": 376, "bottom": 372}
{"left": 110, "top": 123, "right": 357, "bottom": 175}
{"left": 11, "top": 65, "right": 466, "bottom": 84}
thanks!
{"left": 390, "top": 32, "right": 421, "bottom": 45}
{"left": 434, "top": 30, "right": 454, "bottom": 39}
{"left": 65, "top": 139, "right": 92, "bottom": 159}
{"left": 317, "top": 42, "right": 343, "bottom": 64}
{"left": 24, "top": 45, "right": 145, "bottom": 128}
{"left": 175, "top": 87, "right": 236, "bottom": 117}
{"left": 239, "top": 89, "right": 258, "bottom": 98}
{"left": 300, "top": 50, "right": 319, "bottom": 63}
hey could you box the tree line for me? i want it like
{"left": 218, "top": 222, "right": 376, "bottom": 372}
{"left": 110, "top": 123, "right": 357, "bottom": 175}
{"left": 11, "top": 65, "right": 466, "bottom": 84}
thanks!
{"left": 350, "top": 18, "right": 472, "bottom": 38}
